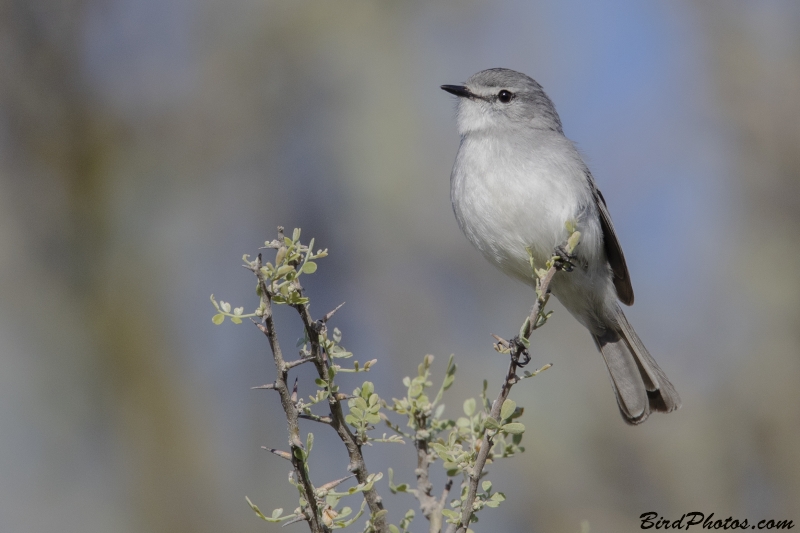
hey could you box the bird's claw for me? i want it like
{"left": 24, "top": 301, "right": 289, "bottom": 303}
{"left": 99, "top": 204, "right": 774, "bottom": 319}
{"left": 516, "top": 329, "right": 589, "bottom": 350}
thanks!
{"left": 553, "top": 245, "right": 576, "bottom": 272}
{"left": 509, "top": 336, "right": 531, "bottom": 366}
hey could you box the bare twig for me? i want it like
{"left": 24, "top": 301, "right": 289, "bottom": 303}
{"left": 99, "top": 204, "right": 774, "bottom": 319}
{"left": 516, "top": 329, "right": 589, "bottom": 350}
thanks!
{"left": 447, "top": 244, "right": 569, "bottom": 533}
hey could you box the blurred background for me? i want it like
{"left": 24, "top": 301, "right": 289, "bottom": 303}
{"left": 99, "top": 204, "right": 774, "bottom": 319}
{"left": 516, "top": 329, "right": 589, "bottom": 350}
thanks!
{"left": 2, "top": 0, "right": 799, "bottom": 531}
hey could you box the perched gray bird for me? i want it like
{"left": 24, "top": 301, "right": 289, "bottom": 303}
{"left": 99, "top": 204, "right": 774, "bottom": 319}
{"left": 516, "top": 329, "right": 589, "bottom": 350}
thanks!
{"left": 442, "top": 68, "right": 680, "bottom": 424}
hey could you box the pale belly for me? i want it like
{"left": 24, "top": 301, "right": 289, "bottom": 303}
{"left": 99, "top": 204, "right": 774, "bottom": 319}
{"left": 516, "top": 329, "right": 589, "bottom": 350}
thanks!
{"left": 450, "top": 133, "right": 614, "bottom": 331}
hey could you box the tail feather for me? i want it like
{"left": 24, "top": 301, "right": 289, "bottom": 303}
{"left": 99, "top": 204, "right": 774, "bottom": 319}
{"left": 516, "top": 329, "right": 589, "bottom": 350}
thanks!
{"left": 593, "top": 308, "right": 681, "bottom": 425}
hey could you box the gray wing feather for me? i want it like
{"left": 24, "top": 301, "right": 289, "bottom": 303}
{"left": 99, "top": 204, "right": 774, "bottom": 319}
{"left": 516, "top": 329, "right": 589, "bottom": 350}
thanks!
{"left": 586, "top": 172, "right": 634, "bottom": 305}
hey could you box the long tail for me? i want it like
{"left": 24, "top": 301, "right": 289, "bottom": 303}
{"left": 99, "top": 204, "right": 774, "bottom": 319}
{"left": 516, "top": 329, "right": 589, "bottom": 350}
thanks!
{"left": 592, "top": 307, "right": 681, "bottom": 425}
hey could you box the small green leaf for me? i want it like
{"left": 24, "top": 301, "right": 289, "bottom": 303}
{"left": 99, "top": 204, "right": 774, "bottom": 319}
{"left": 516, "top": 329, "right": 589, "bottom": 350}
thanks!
{"left": 230, "top": 316, "right": 242, "bottom": 324}
{"left": 355, "top": 397, "right": 368, "bottom": 410}
{"left": 430, "top": 443, "right": 448, "bottom": 457}
{"left": 481, "top": 480, "right": 492, "bottom": 492}
{"left": 220, "top": 301, "right": 231, "bottom": 313}
{"left": 463, "top": 398, "right": 476, "bottom": 416}
{"left": 362, "top": 381, "right": 374, "bottom": 397}
{"left": 272, "top": 508, "right": 283, "bottom": 519}
{"left": 567, "top": 230, "right": 582, "bottom": 253}
{"left": 212, "top": 313, "right": 225, "bottom": 325}
{"left": 484, "top": 417, "right": 500, "bottom": 430}
{"left": 500, "top": 399, "right": 516, "bottom": 421}
{"left": 501, "top": 422, "right": 525, "bottom": 435}
{"left": 275, "top": 265, "right": 294, "bottom": 278}
{"left": 302, "top": 261, "right": 318, "bottom": 274}
{"left": 275, "top": 246, "right": 287, "bottom": 266}
{"left": 518, "top": 317, "right": 531, "bottom": 339}
{"left": 389, "top": 525, "right": 400, "bottom": 533}
{"left": 442, "top": 373, "right": 455, "bottom": 390}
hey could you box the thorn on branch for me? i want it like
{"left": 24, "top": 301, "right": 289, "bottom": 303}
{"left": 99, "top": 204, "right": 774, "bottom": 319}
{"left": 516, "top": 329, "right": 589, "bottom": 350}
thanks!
{"left": 322, "top": 302, "right": 346, "bottom": 323}
{"left": 251, "top": 383, "right": 276, "bottom": 390}
{"left": 298, "top": 413, "right": 333, "bottom": 425}
{"left": 317, "top": 474, "right": 356, "bottom": 492}
{"left": 263, "top": 447, "right": 292, "bottom": 461}
{"left": 281, "top": 515, "right": 307, "bottom": 527}
{"left": 492, "top": 334, "right": 510, "bottom": 352}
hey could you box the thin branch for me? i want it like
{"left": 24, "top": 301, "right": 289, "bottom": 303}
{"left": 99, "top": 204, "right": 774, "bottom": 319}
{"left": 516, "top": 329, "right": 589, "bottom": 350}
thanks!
{"left": 299, "top": 413, "right": 333, "bottom": 425}
{"left": 292, "top": 302, "right": 388, "bottom": 533}
{"left": 286, "top": 357, "right": 315, "bottom": 370}
{"left": 248, "top": 249, "right": 327, "bottom": 533}
{"left": 413, "top": 416, "right": 449, "bottom": 533}
{"left": 448, "top": 246, "right": 568, "bottom": 533}
{"left": 381, "top": 415, "right": 413, "bottom": 439}
{"left": 438, "top": 480, "right": 453, "bottom": 515}
{"left": 414, "top": 419, "right": 435, "bottom": 518}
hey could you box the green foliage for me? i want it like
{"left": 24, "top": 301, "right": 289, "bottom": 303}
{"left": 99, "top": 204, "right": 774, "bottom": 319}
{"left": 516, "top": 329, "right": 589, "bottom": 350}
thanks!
{"left": 210, "top": 228, "right": 329, "bottom": 327}
{"left": 345, "top": 382, "right": 383, "bottom": 443}
{"left": 212, "top": 227, "right": 563, "bottom": 533}
{"left": 382, "top": 353, "right": 532, "bottom": 527}
{"left": 210, "top": 294, "right": 252, "bottom": 325}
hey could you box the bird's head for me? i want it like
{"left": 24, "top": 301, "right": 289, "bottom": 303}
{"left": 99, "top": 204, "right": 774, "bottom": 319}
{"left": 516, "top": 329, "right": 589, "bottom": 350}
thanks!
{"left": 441, "top": 68, "right": 563, "bottom": 136}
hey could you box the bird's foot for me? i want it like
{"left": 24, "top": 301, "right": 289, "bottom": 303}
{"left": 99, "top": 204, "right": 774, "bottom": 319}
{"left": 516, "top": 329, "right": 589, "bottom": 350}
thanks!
{"left": 508, "top": 336, "right": 531, "bottom": 366}
{"left": 553, "top": 244, "right": 576, "bottom": 272}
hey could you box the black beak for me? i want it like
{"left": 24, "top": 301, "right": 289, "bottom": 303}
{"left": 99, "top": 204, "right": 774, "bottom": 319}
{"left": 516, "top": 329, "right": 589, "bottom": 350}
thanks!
{"left": 440, "top": 84, "right": 472, "bottom": 98}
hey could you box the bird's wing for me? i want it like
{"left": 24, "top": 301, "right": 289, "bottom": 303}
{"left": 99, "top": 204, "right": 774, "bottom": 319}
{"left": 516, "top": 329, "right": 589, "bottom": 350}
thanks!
{"left": 586, "top": 172, "right": 634, "bottom": 305}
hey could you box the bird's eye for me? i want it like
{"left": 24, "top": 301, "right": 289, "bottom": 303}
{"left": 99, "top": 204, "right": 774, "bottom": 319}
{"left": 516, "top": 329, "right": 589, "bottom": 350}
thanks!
{"left": 498, "top": 90, "right": 513, "bottom": 103}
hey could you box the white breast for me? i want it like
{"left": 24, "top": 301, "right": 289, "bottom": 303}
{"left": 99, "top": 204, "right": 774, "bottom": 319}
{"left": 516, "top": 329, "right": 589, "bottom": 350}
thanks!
{"left": 450, "top": 130, "right": 601, "bottom": 284}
